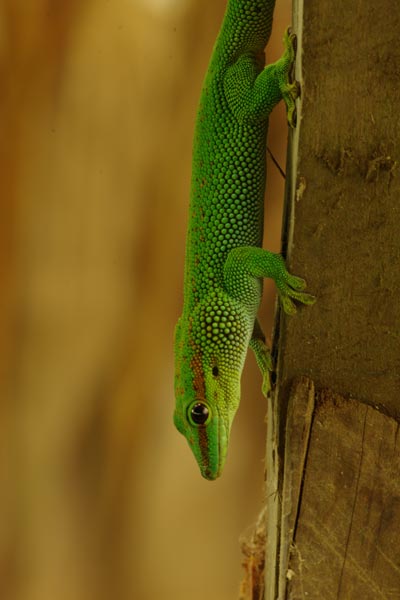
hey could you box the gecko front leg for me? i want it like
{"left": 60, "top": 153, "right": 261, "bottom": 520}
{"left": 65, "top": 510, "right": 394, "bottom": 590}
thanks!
{"left": 224, "top": 246, "right": 315, "bottom": 396}
{"left": 249, "top": 319, "right": 273, "bottom": 396}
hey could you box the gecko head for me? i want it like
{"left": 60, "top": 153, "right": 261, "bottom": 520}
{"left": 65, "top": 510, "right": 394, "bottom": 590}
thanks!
{"left": 173, "top": 295, "right": 250, "bottom": 480}
{"left": 173, "top": 358, "right": 238, "bottom": 481}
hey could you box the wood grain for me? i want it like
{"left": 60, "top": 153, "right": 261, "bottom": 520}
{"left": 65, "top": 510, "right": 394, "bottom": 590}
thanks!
{"left": 287, "top": 390, "right": 400, "bottom": 599}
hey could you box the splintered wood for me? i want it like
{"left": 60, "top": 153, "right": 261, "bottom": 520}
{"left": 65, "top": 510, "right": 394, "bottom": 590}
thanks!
{"left": 239, "top": 507, "right": 267, "bottom": 600}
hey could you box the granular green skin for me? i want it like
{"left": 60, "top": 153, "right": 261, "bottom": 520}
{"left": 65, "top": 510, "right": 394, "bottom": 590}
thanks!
{"left": 174, "top": 0, "right": 314, "bottom": 480}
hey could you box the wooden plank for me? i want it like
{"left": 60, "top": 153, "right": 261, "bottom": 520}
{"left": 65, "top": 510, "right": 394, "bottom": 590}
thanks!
{"left": 287, "top": 390, "right": 400, "bottom": 599}
{"left": 263, "top": 0, "right": 400, "bottom": 596}
{"left": 278, "top": 377, "right": 315, "bottom": 598}
{"left": 277, "top": 0, "right": 400, "bottom": 416}
{"left": 264, "top": 386, "right": 281, "bottom": 600}
{"left": 264, "top": 377, "right": 315, "bottom": 600}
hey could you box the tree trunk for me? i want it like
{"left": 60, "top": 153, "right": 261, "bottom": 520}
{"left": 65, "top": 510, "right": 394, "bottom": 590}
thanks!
{"left": 264, "top": 0, "right": 400, "bottom": 598}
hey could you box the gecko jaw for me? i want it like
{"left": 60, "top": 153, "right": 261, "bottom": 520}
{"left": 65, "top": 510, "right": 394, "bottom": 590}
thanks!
{"left": 198, "top": 417, "right": 228, "bottom": 481}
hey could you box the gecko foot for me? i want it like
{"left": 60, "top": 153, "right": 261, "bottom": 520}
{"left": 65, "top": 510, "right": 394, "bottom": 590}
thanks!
{"left": 249, "top": 336, "right": 274, "bottom": 397}
{"left": 277, "top": 27, "right": 300, "bottom": 128}
{"left": 277, "top": 267, "right": 316, "bottom": 315}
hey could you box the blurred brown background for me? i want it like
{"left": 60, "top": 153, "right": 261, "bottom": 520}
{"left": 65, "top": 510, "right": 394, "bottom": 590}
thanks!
{"left": 0, "top": 0, "right": 291, "bottom": 598}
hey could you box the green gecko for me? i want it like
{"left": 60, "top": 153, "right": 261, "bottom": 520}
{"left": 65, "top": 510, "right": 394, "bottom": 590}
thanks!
{"left": 173, "top": 0, "right": 314, "bottom": 480}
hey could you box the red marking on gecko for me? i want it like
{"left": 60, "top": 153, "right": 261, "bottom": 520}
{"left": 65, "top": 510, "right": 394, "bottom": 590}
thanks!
{"left": 190, "top": 351, "right": 210, "bottom": 465}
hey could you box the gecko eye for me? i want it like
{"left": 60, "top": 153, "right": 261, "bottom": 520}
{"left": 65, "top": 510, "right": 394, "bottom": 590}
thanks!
{"left": 188, "top": 402, "right": 211, "bottom": 426}
{"left": 212, "top": 366, "right": 219, "bottom": 377}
